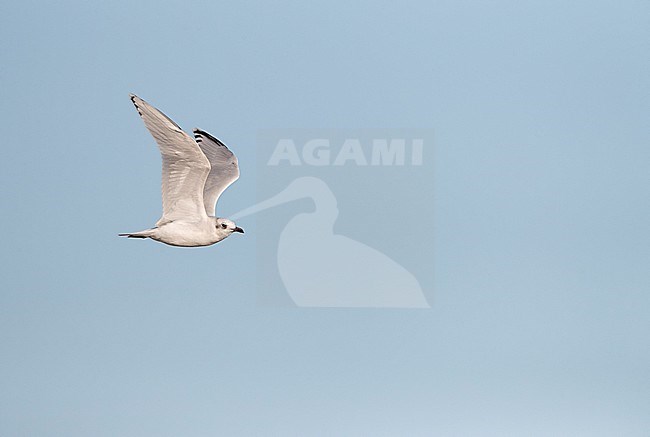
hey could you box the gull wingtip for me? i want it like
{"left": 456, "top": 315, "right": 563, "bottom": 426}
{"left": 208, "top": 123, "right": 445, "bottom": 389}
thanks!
{"left": 129, "top": 94, "right": 144, "bottom": 105}
{"left": 129, "top": 94, "right": 143, "bottom": 115}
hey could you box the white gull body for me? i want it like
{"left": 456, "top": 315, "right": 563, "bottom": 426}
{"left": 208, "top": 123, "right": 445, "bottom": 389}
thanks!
{"left": 119, "top": 94, "right": 243, "bottom": 247}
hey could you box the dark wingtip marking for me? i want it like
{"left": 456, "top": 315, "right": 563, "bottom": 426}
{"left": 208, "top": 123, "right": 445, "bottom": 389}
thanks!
{"left": 193, "top": 129, "right": 228, "bottom": 148}
{"left": 129, "top": 94, "right": 143, "bottom": 116}
{"left": 193, "top": 129, "right": 207, "bottom": 144}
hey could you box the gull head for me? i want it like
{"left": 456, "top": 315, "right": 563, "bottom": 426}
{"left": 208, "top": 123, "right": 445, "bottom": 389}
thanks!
{"left": 215, "top": 218, "right": 244, "bottom": 238}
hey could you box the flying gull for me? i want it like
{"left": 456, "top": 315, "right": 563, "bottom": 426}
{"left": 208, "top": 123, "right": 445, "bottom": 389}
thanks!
{"left": 119, "top": 94, "right": 243, "bottom": 247}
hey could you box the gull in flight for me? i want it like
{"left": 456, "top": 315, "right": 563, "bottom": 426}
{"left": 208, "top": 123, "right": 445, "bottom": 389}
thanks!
{"left": 119, "top": 94, "right": 244, "bottom": 247}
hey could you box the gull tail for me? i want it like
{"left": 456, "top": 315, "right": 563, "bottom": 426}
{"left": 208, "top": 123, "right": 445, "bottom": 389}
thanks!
{"left": 118, "top": 229, "right": 155, "bottom": 239}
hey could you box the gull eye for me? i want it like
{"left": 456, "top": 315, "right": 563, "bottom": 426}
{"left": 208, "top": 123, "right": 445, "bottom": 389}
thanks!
{"left": 221, "top": 223, "right": 228, "bottom": 229}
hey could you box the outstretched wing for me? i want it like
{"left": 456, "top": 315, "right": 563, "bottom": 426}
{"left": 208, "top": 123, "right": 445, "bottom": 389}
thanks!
{"left": 130, "top": 94, "right": 211, "bottom": 226}
{"left": 193, "top": 129, "right": 240, "bottom": 217}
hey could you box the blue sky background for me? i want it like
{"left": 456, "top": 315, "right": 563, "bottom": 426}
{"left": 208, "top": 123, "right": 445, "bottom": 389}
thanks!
{"left": 1, "top": 0, "right": 649, "bottom": 435}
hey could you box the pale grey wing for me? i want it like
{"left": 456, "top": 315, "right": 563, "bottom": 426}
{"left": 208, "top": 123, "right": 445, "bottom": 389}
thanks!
{"left": 130, "top": 95, "right": 211, "bottom": 226}
{"left": 192, "top": 129, "right": 240, "bottom": 217}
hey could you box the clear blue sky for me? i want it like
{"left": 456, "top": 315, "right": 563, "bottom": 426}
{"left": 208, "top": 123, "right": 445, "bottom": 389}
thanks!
{"left": 1, "top": 1, "right": 649, "bottom": 435}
